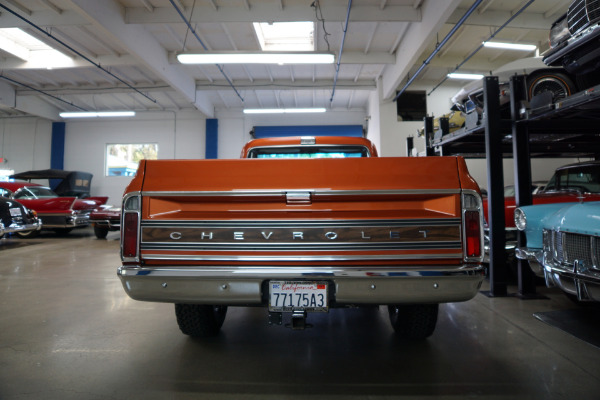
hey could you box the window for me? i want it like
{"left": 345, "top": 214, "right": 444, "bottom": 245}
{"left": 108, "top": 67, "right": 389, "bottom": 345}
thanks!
{"left": 248, "top": 145, "right": 370, "bottom": 159}
{"left": 253, "top": 22, "right": 314, "bottom": 51}
{"left": 106, "top": 144, "right": 158, "bottom": 176}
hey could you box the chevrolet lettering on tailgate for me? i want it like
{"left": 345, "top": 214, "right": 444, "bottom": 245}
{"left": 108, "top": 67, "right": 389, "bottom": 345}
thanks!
{"left": 118, "top": 136, "right": 484, "bottom": 339}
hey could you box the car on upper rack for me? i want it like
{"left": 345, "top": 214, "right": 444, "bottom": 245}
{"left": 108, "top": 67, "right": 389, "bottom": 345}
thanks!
{"left": 0, "top": 197, "right": 41, "bottom": 239}
{"left": 515, "top": 200, "right": 600, "bottom": 302}
{"left": 0, "top": 180, "right": 103, "bottom": 237}
{"left": 543, "top": 0, "right": 600, "bottom": 88}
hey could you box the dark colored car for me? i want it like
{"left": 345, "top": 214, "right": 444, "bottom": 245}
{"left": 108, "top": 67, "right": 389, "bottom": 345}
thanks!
{"left": 0, "top": 197, "right": 42, "bottom": 238}
{"left": 543, "top": 0, "right": 600, "bottom": 86}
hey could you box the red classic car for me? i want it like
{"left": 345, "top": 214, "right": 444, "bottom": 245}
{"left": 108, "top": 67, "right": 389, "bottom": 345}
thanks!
{"left": 0, "top": 181, "right": 105, "bottom": 237}
{"left": 89, "top": 207, "right": 121, "bottom": 239}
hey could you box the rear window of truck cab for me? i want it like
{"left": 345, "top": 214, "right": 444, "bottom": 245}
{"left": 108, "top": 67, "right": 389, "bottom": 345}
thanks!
{"left": 247, "top": 145, "right": 370, "bottom": 159}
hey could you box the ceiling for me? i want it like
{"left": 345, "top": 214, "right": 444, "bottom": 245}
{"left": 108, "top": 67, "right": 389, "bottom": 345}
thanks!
{"left": 0, "top": 0, "right": 573, "bottom": 120}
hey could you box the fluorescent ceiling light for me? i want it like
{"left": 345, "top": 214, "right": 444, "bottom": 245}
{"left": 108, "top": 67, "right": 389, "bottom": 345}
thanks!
{"left": 60, "top": 111, "right": 136, "bottom": 118}
{"left": 177, "top": 52, "right": 334, "bottom": 64}
{"left": 483, "top": 41, "right": 537, "bottom": 51}
{"left": 0, "top": 28, "right": 72, "bottom": 69}
{"left": 243, "top": 108, "right": 326, "bottom": 114}
{"left": 447, "top": 73, "right": 484, "bottom": 80}
{"left": 253, "top": 22, "right": 315, "bottom": 51}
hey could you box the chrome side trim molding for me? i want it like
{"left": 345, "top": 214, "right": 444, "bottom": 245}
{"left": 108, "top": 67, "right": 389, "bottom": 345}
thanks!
{"left": 141, "top": 189, "right": 461, "bottom": 197}
{"left": 141, "top": 218, "right": 461, "bottom": 228}
{"left": 141, "top": 253, "right": 463, "bottom": 262}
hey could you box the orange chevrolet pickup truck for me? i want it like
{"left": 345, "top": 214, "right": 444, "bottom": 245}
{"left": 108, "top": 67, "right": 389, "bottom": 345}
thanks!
{"left": 117, "top": 136, "right": 485, "bottom": 339}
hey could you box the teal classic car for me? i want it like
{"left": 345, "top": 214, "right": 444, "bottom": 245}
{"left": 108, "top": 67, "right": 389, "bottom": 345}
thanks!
{"left": 515, "top": 201, "right": 600, "bottom": 302}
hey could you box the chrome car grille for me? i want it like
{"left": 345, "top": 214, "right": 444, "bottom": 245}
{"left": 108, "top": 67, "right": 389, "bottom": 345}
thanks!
{"left": 568, "top": 0, "right": 600, "bottom": 34}
{"left": 544, "top": 229, "right": 599, "bottom": 270}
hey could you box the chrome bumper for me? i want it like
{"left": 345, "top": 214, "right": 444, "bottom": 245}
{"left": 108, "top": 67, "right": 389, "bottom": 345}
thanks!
{"left": 91, "top": 219, "right": 121, "bottom": 229}
{"left": 117, "top": 264, "right": 485, "bottom": 305}
{"left": 2, "top": 220, "right": 42, "bottom": 235}
{"left": 515, "top": 247, "right": 544, "bottom": 277}
{"left": 517, "top": 247, "right": 600, "bottom": 302}
{"left": 39, "top": 213, "right": 90, "bottom": 228}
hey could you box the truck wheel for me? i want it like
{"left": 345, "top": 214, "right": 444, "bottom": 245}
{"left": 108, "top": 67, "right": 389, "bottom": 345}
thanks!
{"left": 388, "top": 304, "right": 438, "bottom": 339}
{"left": 94, "top": 225, "right": 109, "bottom": 239}
{"left": 527, "top": 71, "right": 577, "bottom": 102}
{"left": 175, "top": 304, "right": 227, "bottom": 337}
{"left": 16, "top": 229, "right": 40, "bottom": 239}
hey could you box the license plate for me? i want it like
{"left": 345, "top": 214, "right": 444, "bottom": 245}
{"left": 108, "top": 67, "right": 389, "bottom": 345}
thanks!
{"left": 269, "top": 281, "right": 328, "bottom": 312}
{"left": 9, "top": 208, "right": 21, "bottom": 217}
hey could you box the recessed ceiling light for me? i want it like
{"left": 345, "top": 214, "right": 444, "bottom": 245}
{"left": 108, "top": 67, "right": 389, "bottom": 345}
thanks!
{"left": 243, "top": 108, "right": 326, "bottom": 114}
{"left": 483, "top": 41, "right": 537, "bottom": 51}
{"left": 177, "top": 52, "right": 334, "bottom": 65}
{"left": 447, "top": 73, "right": 484, "bottom": 80}
{"left": 60, "top": 111, "right": 136, "bottom": 118}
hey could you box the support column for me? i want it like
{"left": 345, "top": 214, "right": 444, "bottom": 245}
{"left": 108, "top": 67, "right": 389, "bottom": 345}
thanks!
{"left": 510, "top": 75, "right": 537, "bottom": 297}
{"left": 484, "top": 76, "right": 508, "bottom": 297}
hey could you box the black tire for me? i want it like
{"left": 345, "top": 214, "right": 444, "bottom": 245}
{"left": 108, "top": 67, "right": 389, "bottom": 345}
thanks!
{"left": 527, "top": 71, "right": 577, "bottom": 102}
{"left": 16, "top": 229, "right": 40, "bottom": 239}
{"left": 94, "top": 225, "right": 109, "bottom": 239}
{"left": 388, "top": 303, "right": 438, "bottom": 340}
{"left": 175, "top": 304, "right": 227, "bottom": 337}
{"left": 53, "top": 228, "right": 73, "bottom": 236}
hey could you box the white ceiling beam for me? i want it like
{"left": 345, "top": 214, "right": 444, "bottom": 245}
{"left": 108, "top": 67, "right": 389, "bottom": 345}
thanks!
{"left": 477, "top": 0, "right": 496, "bottom": 15}
{"left": 381, "top": 0, "right": 462, "bottom": 100}
{"left": 364, "top": 23, "right": 378, "bottom": 54}
{"left": 15, "top": 94, "right": 61, "bottom": 120}
{"left": 544, "top": 2, "right": 568, "bottom": 19}
{"left": 125, "top": 5, "right": 422, "bottom": 23}
{"left": 0, "top": 10, "right": 87, "bottom": 27}
{"left": 139, "top": 0, "right": 154, "bottom": 12}
{"left": 38, "top": 0, "right": 63, "bottom": 14}
{"left": 447, "top": 8, "right": 556, "bottom": 30}
{"left": 5, "top": 0, "right": 31, "bottom": 16}
{"left": 195, "top": 79, "right": 376, "bottom": 91}
{"left": 68, "top": 0, "right": 214, "bottom": 117}
{"left": 0, "top": 54, "right": 137, "bottom": 70}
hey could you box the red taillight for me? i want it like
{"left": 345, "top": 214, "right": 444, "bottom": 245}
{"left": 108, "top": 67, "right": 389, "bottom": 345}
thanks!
{"left": 465, "top": 210, "right": 481, "bottom": 258}
{"left": 122, "top": 212, "right": 138, "bottom": 258}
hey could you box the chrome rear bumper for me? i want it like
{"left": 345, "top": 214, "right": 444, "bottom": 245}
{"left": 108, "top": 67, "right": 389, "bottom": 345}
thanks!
{"left": 117, "top": 264, "right": 485, "bottom": 305}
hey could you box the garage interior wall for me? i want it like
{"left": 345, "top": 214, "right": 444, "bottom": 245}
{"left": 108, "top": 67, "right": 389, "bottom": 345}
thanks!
{"left": 0, "top": 89, "right": 586, "bottom": 204}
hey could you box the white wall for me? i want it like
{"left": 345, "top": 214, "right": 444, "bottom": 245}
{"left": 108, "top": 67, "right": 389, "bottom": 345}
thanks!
{"left": 0, "top": 117, "right": 52, "bottom": 177}
{"left": 64, "top": 111, "right": 206, "bottom": 204}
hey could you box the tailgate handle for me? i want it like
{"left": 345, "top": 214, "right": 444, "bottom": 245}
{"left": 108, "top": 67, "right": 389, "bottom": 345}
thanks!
{"left": 286, "top": 191, "right": 312, "bottom": 205}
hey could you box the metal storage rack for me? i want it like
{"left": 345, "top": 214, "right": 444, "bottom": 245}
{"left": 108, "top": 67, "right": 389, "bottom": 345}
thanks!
{"left": 422, "top": 76, "right": 600, "bottom": 297}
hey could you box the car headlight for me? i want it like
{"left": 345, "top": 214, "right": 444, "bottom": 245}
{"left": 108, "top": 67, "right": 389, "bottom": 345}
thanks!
{"left": 514, "top": 208, "right": 527, "bottom": 231}
{"left": 549, "top": 14, "right": 570, "bottom": 48}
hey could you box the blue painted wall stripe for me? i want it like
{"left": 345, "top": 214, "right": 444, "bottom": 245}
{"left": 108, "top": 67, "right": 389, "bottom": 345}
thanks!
{"left": 206, "top": 119, "right": 218, "bottom": 159}
{"left": 51, "top": 122, "right": 65, "bottom": 170}
{"left": 252, "top": 125, "right": 363, "bottom": 138}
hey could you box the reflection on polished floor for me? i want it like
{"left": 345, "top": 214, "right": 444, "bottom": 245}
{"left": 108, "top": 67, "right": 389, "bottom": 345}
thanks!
{"left": 1, "top": 228, "right": 599, "bottom": 400}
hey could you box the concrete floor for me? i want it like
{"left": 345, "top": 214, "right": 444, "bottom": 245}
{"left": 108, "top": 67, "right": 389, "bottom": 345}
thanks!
{"left": 1, "top": 228, "right": 599, "bottom": 400}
